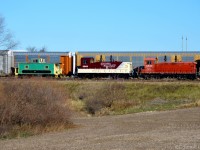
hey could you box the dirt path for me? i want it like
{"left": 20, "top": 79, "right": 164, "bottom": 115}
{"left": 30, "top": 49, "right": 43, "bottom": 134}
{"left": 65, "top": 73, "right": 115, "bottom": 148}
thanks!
{"left": 1, "top": 107, "right": 200, "bottom": 150}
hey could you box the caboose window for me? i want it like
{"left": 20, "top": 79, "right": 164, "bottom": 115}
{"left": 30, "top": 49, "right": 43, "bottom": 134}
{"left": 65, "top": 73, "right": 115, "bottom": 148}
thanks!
{"left": 25, "top": 65, "right": 29, "bottom": 69}
{"left": 45, "top": 66, "right": 49, "bottom": 69}
{"left": 33, "top": 59, "right": 38, "bottom": 63}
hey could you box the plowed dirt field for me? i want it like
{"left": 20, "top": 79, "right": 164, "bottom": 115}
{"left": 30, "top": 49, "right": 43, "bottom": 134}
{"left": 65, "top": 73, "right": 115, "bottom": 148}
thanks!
{"left": 1, "top": 108, "right": 200, "bottom": 150}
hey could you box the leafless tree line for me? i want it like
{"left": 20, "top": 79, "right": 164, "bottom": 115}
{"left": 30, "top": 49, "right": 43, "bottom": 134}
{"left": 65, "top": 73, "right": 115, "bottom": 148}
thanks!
{"left": 0, "top": 15, "right": 18, "bottom": 49}
{"left": 26, "top": 46, "right": 48, "bottom": 52}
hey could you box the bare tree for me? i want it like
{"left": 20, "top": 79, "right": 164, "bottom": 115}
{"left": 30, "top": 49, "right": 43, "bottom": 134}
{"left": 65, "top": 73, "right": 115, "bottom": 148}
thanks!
{"left": 39, "top": 46, "right": 47, "bottom": 52}
{"left": 0, "top": 15, "right": 18, "bottom": 49}
{"left": 26, "top": 46, "right": 48, "bottom": 52}
{"left": 26, "top": 46, "right": 37, "bottom": 52}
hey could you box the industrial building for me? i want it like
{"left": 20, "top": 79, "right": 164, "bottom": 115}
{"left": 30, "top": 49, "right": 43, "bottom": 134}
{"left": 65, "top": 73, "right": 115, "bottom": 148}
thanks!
{"left": 0, "top": 50, "right": 14, "bottom": 75}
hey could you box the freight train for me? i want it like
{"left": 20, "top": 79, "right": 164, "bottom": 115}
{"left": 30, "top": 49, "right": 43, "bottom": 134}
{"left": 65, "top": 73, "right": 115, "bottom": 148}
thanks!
{"left": 14, "top": 53, "right": 200, "bottom": 79}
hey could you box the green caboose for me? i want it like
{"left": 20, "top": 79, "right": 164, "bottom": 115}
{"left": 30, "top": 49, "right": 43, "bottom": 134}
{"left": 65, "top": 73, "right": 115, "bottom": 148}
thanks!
{"left": 15, "top": 58, "right": 62, "bottom": 77}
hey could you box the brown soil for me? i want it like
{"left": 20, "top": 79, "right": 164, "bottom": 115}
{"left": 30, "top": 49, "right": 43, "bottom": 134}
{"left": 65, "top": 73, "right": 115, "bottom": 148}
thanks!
{"left": 1, "top": 107, "right": 200, "bottom": 150}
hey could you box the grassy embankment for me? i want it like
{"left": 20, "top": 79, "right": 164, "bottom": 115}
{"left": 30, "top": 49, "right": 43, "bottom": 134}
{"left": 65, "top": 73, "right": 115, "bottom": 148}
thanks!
{"left": 66, "top": 81, "right": 200, "bottom": 115}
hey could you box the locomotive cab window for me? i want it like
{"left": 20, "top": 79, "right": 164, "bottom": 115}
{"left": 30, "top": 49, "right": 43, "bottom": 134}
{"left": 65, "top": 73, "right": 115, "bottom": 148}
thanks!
{"left": 147, "top": 61, "right": 152, "bottom": 65}
{"left": 83, "top": 60, "right": 88, "bottom": 65}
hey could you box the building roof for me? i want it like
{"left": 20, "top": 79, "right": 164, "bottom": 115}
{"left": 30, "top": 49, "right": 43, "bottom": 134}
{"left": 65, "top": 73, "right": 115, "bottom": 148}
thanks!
{"left": 0, "top": 50, "right": 10, "bottom": 55}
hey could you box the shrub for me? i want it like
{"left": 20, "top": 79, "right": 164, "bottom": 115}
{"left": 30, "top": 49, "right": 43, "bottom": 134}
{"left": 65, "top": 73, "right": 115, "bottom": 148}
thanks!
{"left": 85, "top": 82, "right": 127, "bottom": 114}
{"left": 0, "top": 80, "right": 71, "bottom": 138}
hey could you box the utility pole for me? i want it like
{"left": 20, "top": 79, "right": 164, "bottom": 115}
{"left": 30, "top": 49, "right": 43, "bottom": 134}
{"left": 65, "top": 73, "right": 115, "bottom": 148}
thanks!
{"left": 186, "top": 37, "right": 187, "bottom": 51}
{"left": 182, "top": 36, "right": 183, "bottom": 51}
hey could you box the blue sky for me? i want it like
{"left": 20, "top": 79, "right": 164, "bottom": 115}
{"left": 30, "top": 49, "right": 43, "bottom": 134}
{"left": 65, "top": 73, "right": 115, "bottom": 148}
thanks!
{"left": 0, "top": 0, "right": 199, "bottom": 52}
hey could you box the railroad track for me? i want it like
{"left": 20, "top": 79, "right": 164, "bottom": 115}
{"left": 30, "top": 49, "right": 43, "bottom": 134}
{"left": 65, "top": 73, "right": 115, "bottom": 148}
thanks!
{"left": 1, "top": 76, "right": 200, "bottom": 83}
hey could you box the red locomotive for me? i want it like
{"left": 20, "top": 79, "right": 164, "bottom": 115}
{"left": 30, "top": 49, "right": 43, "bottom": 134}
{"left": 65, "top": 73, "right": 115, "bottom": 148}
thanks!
{"left": 137, "top": 58, "right": 198, "bottom": 79}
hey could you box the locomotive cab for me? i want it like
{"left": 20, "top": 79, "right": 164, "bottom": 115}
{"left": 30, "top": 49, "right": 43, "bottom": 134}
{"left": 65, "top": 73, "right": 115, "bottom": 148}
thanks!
{"left": 81, "top": 57, "right": 94, "bottom": 68}
{"left": 138, "top": 58, "right": 158, "bottom": 78}
{"left": 142, "top": 58, "right": 156, "bottom": 73}
{"left": 144, "top": 58, "right": 156, "bottom": 66}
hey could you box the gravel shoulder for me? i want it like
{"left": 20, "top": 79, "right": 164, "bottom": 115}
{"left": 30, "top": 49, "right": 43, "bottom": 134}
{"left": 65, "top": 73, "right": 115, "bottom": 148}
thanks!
{"left": 1, "top": 107, "right": 200, "bottom": 150}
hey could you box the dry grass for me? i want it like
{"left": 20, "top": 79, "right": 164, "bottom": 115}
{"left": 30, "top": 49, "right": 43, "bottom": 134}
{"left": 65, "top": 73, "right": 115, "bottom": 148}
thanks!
{"left": 0, "top": 80, "right": 72, "bottom": 139}
{"left": 197, "top": 100, "right": 200, "bottom": 106}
